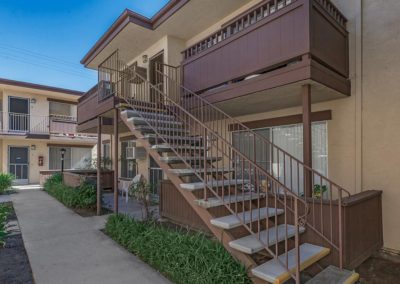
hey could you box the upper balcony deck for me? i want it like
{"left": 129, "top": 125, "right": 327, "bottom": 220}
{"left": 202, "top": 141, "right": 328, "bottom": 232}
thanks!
{"left": 181, "top": 0, "right": 349, "bottom": 114}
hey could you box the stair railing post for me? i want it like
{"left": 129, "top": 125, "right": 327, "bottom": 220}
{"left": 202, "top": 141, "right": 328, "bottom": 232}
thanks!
{"left": 294, "top": 198, "right": 301, "bottom": 283}
{"left": 339, "top": 189, "right": 343, "bottom": 269}
{"left": 203, "top": 127, "right": 208, "bottom": 201}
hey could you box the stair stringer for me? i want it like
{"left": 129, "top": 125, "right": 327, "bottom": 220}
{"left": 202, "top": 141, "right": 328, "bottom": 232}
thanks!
{"left": 120, "top": 111, "right": 266, "bottom": 284}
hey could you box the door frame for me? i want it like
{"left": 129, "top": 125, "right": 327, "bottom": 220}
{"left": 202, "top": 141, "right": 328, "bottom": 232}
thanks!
{"left": 8, "top": 145, "right": 30, "bottom": 184}
{"left": 8, "top": 96, "right": 30, "bottom": 132}
{"left": 149, "top": 50, "right": 164, "bottom": 103}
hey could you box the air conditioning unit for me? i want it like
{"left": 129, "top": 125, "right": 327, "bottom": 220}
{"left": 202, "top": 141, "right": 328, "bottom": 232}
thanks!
{"left": 126, "top": 147, "right": 136, "bottom": 160}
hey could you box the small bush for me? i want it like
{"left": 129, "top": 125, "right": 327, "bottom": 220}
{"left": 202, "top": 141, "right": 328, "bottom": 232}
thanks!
{"left": 0, "top": 173, "right": 14, "bottom": 194}
{"left": 0, "top": 204, "right": 10, "bottom": 247}
{"left": 105, "top": 214, "right": 251, "bottom": 284}
{"left": 44, "top": 174, "right": 96, "bottom": 209}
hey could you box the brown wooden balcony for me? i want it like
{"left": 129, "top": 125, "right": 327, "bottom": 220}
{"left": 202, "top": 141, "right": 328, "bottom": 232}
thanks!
{"left": 181, "top": 0, "right": 349, "bottom": 113}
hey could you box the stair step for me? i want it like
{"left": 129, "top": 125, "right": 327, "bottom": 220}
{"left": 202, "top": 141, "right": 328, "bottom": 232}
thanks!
{"left": 251, "top": 243, "right": 330, "bottom": 284}
{"left": 144, "top": 134, "right": 203, "bottom": 144}
{"left": 128, "top": 117, "right": 183, "bottom": 127}
{"left": 151, "top": 144, "right": 208, "bottom": 152}
{"left": 123, "top": 109, "right": 175, "bottom": 120}
{"left": 195, "top": 192, "right": 264, "bottom": 208}
{"left": 306, "top": 265, "right": 359, "bottom": 284}
{"left": 181, "top": 179, "right": 249, "bottom": 191}
{"left": 169, "top": 167, "right": 233, "bottom": 177}
{"left": 160, "top": 156, "right": 222, "bottom": 164}
{"left": 132, "top": 125, "right": 189, "bottom": 134}
{"left": 229, "top": 224, "right": 306, "bottom": 254}
{"left": 211, "top": 207, "right": 284, "bottom": 229}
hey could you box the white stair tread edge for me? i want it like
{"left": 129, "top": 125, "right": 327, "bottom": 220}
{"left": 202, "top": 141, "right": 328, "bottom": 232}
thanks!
{"left": 211, "top": 207, "right": 284, "bottom": 229}
{"left": 252, "top": 243, "right": 330, "bottom": 284}
{"left": 195, "top": 192, "right": 265, "bottom": 208}
{"left": 128, "top": 116, "right": 182, "bottom": 125}
{"left": 160, "top": 156, "right": 222, "bottom": 163}
{"left": 152, "top": 144, "right": 206, "bottom": 149}
{"left": 123, "top": 109, "right": 174, "bottom": 119}
{"left": 229, "top": 224, "right": 306, "bottom": 254}
{"left": 169, "top": 168, "right": 232, "bottom": 175}
{"left": 181, "top": 179, "right": 249, "bottom": 190}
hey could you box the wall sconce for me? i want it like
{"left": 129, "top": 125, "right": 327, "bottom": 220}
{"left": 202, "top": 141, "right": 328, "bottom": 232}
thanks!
{"left": 31, "top": 145, "right": 36, "bottom": 150}
{"left": 30, "top": 98, "right": 37, "bottom": 104}
{"left": 142, "top": 54, "right": 148, "bottom": 64}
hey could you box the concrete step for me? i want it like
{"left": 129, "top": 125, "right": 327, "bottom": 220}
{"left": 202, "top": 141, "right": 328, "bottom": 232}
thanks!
{"left": 195, "top": 192, "right": 264, "bottom": 209}
{"left": 143, "top": 134, "right": 203, "bottom": 144}
{"left": 306, "top": 265, "right": 359, "bottom": 284}
{"left": 211, "top": 207, "right": 284, "bottom": 229}
{"left": 151, "top": 144, "right": 208, "bottom": 153}
{"left": 160, "top": 156, "right": 222, "bottom": 164}
{"left": 169, "top": 167, "right": 233, "bottom": 177}
{"left": 229, "top": 224, "right": 306, "bottom": 254}
{"left": 131, "top": 125, "right": 189, "bottom": 134}
{"left": 128, "top": 116, "right": 183, "bottom": 127}
{"left": 123, "top": 109, "right": 175, "bottom": 120}
{"left": 252, "top": 243, "right": 330, "bottom": 284}
{"left": 181, "top": 179, "right": 249, "bottom": 191}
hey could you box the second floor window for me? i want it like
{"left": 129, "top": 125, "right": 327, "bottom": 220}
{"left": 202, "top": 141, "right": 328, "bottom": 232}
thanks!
{"left": 49, "top": 101, "right": 72, "bottom": 118}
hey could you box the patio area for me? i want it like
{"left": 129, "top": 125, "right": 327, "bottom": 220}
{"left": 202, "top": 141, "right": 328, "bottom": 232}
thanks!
{"left": 102, "top": 192, "right": 159, "bottom": 220}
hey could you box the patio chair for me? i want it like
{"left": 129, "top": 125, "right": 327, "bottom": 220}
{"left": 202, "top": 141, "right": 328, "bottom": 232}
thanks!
{"left": 119, "top": 174, "right": 142, "bottom": 203}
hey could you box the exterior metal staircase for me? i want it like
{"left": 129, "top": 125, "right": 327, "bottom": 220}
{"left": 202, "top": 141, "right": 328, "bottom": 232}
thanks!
{"left": 100, "top": 51, "right": 359, "bottom": 283}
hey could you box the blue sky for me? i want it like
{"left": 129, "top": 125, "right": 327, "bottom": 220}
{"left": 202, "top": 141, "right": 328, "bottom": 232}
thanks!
{"left": 0, "top": 0, "right": 169, "bottom": 92}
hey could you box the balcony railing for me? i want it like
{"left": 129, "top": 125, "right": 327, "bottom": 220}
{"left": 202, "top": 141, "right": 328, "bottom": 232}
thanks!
{"left": 0, "top": 111, "right": 96, "bottom": 139}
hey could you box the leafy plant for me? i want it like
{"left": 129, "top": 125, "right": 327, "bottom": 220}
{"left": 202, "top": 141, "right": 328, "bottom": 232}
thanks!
{"left": 0, "top": 204, "right": 10, "bottom": 247}
{"left": 129, "top": 180, "right": 154, "bottom": 221}
{"left": 105, "top": 214, "right": 251, "bottom": 284}
{"left": 82, "top": 157, "right": 112, "bottom": 170}
{"left": 0, "top": 173, "right": 14, "bottom": 195}
{"left": 313, "top": 184, "right": 328, "bottom": 198}
{"left": 44, "top": 174, "right": 96, "bottom": 209}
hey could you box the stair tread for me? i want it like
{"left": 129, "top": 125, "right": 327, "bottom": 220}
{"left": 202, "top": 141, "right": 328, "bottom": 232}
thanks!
{"left": 306, "top": 265, "right": 359, "bottom": 284}
{"left": 195, "top": 192, "right": 264, "bottom": 208}
{"left": 229, "top": 224, "right": 306, "bottom": 254}
{"left": 181, "top": 179, "right": 249, "bottom": 191}
{"left": 123, "top": 109, "right": 174, "bottom": 119}
{"left": 144, "top": 134, "right": 203, "bottom": 141}
{"left": 160, "top": 156, "right": 222, "bottom": 164}
{"left": 169, "top": 167, "right": 233, "bottom": 176}
{"left": 128, "top": 116, "right": 183, "bottom": 126}
{"left": 132, "top": 125, "right": 189, "bottom": 133}
{"left": 211, "top": 207, "right": 284, "bottom": 229}
{"left": 252, "top": 243, "right": 330, "bottom": 284}
{"left": 151, "top": 144, "right": 208, "bottom": 152}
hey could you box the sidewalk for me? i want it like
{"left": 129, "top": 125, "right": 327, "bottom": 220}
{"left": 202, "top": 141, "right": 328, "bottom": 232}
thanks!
{"left": 11, "top": 188, "right": 170, "bottom": 284}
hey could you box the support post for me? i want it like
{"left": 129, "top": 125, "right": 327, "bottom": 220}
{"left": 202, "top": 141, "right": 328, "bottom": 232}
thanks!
{"left": 302, "top": 84, "right": 312, "bottom": 197}
{"left": 97, "top": 116, "right": 102, "bottom": 216}
{"left": 113, "top": 109, "right": 119, "bottom": 213}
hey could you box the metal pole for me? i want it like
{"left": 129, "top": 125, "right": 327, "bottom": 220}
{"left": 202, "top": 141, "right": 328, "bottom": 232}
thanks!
{"left": 97, "top": 117, "right": 102, "bottom": 216}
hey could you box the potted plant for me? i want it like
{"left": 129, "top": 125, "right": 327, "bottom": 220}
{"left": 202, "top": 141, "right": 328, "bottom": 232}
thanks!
{"left": 313, "top": 184, "right": 328, "bottom": 198}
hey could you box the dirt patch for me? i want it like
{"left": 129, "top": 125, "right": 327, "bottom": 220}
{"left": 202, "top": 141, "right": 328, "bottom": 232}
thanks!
{"left": 74, "top": 207, "right": 112, "bottom": 217}
{"left": 357, "top": 253, "right": 400, "bottom": 284}
{"left": 0, "top": 203, "right": 34, "bottom": 284}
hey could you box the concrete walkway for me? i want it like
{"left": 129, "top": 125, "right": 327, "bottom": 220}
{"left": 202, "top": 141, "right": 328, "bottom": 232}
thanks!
{"left": 11, "top": 188, "right": 170, "bottom": 284}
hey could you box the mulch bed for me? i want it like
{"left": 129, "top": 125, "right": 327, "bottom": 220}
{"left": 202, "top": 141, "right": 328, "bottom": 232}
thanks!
{"left": 74, "top": 207, "right": 112, "bottom": 217}
{"left": 0, "top": 202, "right": 34, "bottom": 284}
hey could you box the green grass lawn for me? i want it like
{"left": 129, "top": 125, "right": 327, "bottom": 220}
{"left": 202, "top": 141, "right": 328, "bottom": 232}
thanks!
{"left": 105, "top": 214, "right": 252, "bottom": 284}
{"left": 0, "top": 204, "right": 10, "bottom": 247}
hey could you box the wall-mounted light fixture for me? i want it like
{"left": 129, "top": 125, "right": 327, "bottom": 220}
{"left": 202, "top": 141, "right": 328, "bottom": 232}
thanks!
{"left": 142, "top": 54, "right": 148, "bottom": 64}
{"left": 31, "top": 145, "right": 36, "bottom": 150}
{"left": 30, "top": 98, "right": 37, "bottom": 104}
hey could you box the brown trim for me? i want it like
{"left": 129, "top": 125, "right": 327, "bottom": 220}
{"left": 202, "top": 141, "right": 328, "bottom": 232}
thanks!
{"left": 46, "top": 143, "right": 94, "bottom": 148}
{"left": 26, "top": 134, "right": 50, "bottom": 139}
{"left": 0, "top": 78, "right": 83, "bottom": 96}
{"left": 80, "top": 0, "right": 189, "bottom": 66}
{"left": 228, "top": 110, "right": 332, "bottom": 131}
{"left": 47, "top": 98, "right": 78, "bottom": 105}
{"left": 120, "top": 135, "right": 136, "bottom": 142}
{"left": 102, "top": 139, "right": 110, "bottom": 144}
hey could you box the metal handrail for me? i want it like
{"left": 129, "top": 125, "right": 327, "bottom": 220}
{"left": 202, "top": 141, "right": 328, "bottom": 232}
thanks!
{"left": 155, "top": 62, "right": 348, "bottom": 268}
{"left": 106, "top": 53, "right": 306, "bottom": 281}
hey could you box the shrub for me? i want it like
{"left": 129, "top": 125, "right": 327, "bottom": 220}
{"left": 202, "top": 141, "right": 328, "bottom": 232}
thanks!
{"left": 105, "top": 214, "right": 251, "bottom": 284}
{"left": 0, "top": 204, "right": 10, "bottom": 247}
{"left": 44, "top": 174, "right": 96, "bottom": 209}
{"left": 0, "top": 173, "right": 14, "bottom": 194}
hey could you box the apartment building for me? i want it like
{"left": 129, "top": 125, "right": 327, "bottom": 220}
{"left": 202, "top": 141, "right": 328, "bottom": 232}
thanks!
{"left": 0, "top": 78, "right": 97, "bottom": 184}
{"left": 76, "top": 0, "right": 398, "bottom": 282}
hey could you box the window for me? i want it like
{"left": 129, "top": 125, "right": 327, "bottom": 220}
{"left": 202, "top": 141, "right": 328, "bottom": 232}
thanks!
{"left": 149, "top": 156, "right": 162, "bottom": 195}
{"left": 49, "top": 147, "right": 92, "bottom": 170}
{"left": 120, "top": 140, "right": 137, "bottom": 178}
{"left": 103, "top": 142, "right": 111, "bottom": 169}
{"left": 49, "top": 101, "right": 72, "bottom": 117}
{"left": 232, "top": 122, "right": 328, "bottom": 195}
